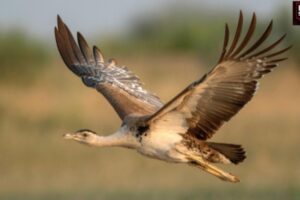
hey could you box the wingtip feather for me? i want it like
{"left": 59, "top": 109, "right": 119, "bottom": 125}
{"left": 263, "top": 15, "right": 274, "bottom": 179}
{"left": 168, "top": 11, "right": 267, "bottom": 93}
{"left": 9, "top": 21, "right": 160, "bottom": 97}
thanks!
{"left": 93, "top": 46, "right": 105, "bottom": 63}
{"left": 57, "top": 15, "right": 62, "bottom": 23}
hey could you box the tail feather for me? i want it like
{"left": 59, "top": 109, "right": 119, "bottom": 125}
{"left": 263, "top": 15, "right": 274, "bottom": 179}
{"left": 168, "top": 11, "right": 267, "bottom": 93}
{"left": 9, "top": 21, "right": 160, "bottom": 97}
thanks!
{"left": 207, "top": 142, "right": 246, "bottom": 164}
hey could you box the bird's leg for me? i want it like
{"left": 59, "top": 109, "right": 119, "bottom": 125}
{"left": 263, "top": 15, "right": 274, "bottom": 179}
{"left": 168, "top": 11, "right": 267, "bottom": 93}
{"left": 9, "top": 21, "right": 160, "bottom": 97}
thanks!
{"left": 176, "top": 145, "right": 239, "bottom": 182}
{"left": 188, "top": 154, "right": 240, "bottom": 183}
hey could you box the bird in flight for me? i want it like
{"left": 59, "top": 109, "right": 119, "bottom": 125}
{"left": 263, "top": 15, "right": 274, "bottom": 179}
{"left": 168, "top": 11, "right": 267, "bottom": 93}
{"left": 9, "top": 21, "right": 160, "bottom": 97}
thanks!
{"left": 54, "top": 11, "right": 291, "bottom": 183}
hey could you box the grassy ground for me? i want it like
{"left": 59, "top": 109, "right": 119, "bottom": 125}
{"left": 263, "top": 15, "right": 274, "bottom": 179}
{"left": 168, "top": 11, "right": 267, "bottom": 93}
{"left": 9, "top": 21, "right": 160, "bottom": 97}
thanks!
{"left": 0, "top": 54, "right": 299, "bottom": 199}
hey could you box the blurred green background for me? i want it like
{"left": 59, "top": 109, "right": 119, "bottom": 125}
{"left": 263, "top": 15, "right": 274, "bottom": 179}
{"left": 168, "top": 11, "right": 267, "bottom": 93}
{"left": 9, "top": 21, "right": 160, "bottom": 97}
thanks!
{"left": 0, "top": 1, "right": 299, "bottom": 199}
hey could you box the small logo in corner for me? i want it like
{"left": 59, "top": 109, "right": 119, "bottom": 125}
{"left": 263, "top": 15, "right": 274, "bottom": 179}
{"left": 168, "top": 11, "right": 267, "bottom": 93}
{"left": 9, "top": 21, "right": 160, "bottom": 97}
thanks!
{"left": 293, "top": 1, "right": 300, "bottom": 25}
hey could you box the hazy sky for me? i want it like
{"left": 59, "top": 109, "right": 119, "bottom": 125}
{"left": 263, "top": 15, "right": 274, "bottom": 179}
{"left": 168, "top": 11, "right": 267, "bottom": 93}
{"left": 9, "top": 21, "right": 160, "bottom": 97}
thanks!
{"left": 0, "top": 0, "right": 287, "bottom": 39}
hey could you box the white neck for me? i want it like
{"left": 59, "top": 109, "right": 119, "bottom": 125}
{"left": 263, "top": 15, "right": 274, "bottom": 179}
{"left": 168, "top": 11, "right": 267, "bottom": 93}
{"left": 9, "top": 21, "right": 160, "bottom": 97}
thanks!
{"left": 88, "top": 128, "right": 139, "bottom": 149}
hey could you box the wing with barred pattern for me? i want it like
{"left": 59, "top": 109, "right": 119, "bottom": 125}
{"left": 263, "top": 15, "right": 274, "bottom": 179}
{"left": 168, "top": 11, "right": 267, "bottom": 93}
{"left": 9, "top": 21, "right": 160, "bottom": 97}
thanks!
{"left": 146, "top": 11, "right": 291, "bottom": 140}
{"left": 55, "top": 16, "right": 163, "bottom": 119}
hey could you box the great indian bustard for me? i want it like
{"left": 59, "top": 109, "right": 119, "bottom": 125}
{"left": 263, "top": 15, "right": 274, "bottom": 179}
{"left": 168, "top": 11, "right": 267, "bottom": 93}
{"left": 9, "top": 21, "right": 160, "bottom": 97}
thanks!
{"left": 55, "top": 11, "right": 291, "bottom": 183}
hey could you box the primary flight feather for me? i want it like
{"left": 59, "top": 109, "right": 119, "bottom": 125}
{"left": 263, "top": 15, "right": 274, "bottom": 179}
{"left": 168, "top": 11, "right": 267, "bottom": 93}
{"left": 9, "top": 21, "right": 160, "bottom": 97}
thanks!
{"left": 55, "top": 11, "right": 290, "bottom": 182}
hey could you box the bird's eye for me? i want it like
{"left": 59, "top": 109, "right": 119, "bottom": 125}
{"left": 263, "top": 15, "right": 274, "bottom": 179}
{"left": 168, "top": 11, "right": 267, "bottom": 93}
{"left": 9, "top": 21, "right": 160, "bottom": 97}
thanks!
{"left": 82, "top": 133, "right": 88, "bottom": 137}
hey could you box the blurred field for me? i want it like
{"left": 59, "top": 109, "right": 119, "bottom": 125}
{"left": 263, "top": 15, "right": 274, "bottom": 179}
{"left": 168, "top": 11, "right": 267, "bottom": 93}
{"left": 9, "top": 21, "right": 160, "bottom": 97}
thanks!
{"left": 0, "top": 52, "right": 300, "bottom": 199}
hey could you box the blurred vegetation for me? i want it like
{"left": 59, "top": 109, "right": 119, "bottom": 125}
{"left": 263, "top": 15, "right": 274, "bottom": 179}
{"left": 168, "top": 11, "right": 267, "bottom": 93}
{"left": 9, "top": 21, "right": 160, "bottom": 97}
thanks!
{"left": 277, "top": 9, "right": 300, "bottom": 61}
{"left": 0, "top": 29, "right": 51, "bottom": 84}
{"left": 99, "top": 8, "right": 298, "bottom": 66}
{"left": 0, "top": 8, "right": 298, "bottom": 87}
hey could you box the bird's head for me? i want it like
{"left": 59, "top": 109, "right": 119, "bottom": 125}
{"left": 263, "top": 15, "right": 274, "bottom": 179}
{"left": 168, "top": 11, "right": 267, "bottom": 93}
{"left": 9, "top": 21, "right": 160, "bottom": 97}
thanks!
{"left": 63, "top": 129, "right": 98, "bottom": 145}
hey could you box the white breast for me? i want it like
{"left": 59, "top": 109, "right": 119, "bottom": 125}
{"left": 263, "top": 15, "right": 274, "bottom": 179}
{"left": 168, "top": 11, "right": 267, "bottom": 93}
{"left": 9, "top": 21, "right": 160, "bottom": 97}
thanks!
{"left": 136, "top": 111, "right": 189, "bottom": 163}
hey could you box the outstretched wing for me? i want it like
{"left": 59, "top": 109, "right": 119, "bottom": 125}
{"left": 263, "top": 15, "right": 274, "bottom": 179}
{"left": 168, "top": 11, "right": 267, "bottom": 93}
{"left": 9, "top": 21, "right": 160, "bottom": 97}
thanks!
{"left": 54, "top": 16, "right": 163, "bottom": 120}
{"left": 146, "top": 11, "right": 291, "bottom": 140}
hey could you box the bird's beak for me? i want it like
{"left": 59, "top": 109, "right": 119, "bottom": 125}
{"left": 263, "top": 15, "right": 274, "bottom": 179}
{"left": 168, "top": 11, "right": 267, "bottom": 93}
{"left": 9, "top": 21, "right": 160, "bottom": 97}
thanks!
{"left": 63, "top": 133, "right": 74, "bottom": 140}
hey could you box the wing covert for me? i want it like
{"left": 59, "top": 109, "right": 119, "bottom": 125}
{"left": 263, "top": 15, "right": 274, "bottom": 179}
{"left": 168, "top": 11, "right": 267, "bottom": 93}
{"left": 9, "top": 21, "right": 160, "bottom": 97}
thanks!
{"left": 146, "top": 11, "right": 291, "bottom": 140}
